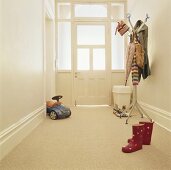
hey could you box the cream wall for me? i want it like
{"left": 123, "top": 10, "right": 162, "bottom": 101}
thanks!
{"left": 0, "top": 0, "right": 44, "bottom": 131}
{"left": 0, "top": 0, "right": 2, "bottom": 119}
{"left": 127, "top": 0, "right": 171, "bottom": 113}
{"left": 0, "top": 0, "right": 56, "bottom": 160}
{"left": 45, "top": 0, "right": 56, "bottom": 101}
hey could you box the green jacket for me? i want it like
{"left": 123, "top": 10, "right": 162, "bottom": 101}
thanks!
{"left": 134, "top": 20, "right": 151, "bottom": 79}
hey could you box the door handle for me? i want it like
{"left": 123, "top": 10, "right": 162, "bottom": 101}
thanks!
{"left": 75, "top": 72, "right": 77, "bottom": 78}
{"left": 75, "top": 72, "right": 80, "bottom": 74}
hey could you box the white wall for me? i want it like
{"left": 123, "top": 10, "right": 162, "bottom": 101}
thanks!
{"left": 0, "top": 0, "right": 2, "bottom": 119}
{"left": 0, "top": 0, "right": 2, "bottom": 92}
{"left": 127, "top": 0, "right": 171, "bottom": 129}
{"left": 0, "top": 0, "right": 56, "bottom": 160}
{"left": 0, "top": 0, "right": 47, "bottom": 160}
{"left": 0, "top": 0, "right": 44, "bottom": 131}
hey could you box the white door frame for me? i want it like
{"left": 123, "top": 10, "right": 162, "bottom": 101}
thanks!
{"left": 43, "top": 1, "right": 56, "bottom": 109}
{"left": 55, "top": 1, "right": 127, "bottom": 106}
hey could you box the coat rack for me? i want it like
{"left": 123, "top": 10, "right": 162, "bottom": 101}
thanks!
{"left": 125, "top": 14, "right": 153, "bottom": 124}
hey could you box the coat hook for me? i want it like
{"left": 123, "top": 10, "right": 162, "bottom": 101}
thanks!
{"left": 145, "top": 13, "right": 150, "bottom": 22}
{"left": 126, "top": 13, "right": 134, "bottom": 30}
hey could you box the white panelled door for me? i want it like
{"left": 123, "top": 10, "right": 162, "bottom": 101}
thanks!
{"left": 74, "top": 22, "right": 110, "bottom": 105}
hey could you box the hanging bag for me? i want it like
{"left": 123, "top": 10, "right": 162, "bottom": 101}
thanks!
{"left": 115, "top": 21, "right": 129, "bottom": 36}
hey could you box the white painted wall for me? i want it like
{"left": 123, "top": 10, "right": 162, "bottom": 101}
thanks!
{"left": 45, "top": 19, "right": 56, "bottom": 101}
{"left": 127, "top": 0, "right": 171, "bottom": 113}
{"left": 0, "top": 0, "right": 2, "bottom": 119}
{"left": 0, "top": 0, "right": 56, "bottom": 160}
{"left": 0, "top": 0, "right": 45, "bottom": 132}
{"left": 127, "top": 0, "right": 171, "bottom": 130}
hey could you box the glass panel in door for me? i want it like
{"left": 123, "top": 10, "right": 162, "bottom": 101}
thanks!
{"left": 77, "top": 25, "right": 105, "bottom": 45}
{"left": 77, "top": 48, "right": 90, "bottom": 70}
{"left": 93, "top": 48, "right": 105, "bottom": 70}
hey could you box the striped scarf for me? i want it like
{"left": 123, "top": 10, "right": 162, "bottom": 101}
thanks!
{"left": 131, "top": 55, "right": 139, "bottom": 85}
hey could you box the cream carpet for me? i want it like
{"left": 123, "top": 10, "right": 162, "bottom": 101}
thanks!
{"left": 0, "top": 106, "right": 171, "bottom": 170}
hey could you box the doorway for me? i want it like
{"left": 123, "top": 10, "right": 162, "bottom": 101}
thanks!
{"left": 74, "top": 22, "right": 110, "bottom": 105}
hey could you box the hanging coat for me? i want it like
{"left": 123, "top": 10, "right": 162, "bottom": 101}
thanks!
{"left": 135, "top": 42, "right": 144, "bottom": 69}
{"left": 134, "top": 20, "right": 151, "bottom": 79}
{"left": 125, "top": 42, "right": 135, "bottom": 85}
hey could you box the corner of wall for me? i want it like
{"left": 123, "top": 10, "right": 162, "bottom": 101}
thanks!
{"left": 45, "top": 0, "right": 55, "bottom": 20}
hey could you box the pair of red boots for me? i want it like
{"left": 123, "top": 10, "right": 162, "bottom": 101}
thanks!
{"left": 122, "top": 121, "right": 154, "bottom": 153}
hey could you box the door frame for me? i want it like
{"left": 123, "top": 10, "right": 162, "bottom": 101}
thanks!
{"left": 72, "top": 21, "right": 111, "bottom": 105}
{"left": 44, "top": 1, "right": 56, "bottom": 110}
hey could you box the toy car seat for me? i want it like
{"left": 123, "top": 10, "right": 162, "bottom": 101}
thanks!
{"left": 47, "top": 95, "right": 71, "bottom": 120}
{"left": 52, "top": 95, "right": 63, "bottom": 102}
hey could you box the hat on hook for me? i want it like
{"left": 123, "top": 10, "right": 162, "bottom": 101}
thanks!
{"left": 115, "top": 21, "right": 129, "bottom": 36}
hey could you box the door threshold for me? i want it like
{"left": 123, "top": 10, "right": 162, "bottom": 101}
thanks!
{"left": 76, "top": 105, "right": 110, "bottom": 107}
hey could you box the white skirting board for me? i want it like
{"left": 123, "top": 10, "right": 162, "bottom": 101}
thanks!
{"left": 0, "top": 106, "right": 45, "bottom": 161}
{"left": 139, "top": 101, "right": 171, "bottom": 132}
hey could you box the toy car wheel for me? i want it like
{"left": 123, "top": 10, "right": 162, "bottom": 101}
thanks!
{"left": 49, "top": 111, "right": 58, "bottom": 120}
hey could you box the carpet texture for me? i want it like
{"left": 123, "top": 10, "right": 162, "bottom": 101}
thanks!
{"left": 0, "top": 106, "right": 171, "bottom": 170}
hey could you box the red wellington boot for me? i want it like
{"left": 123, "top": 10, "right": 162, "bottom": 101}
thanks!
{"left": 122, "top": 124, "right": 144, "bottom": 153}
{"left": 139, "top": 121, "right": 154, "bottom": 145}
{"left": 128, "top": 121, "right": 154, "bottom": 145}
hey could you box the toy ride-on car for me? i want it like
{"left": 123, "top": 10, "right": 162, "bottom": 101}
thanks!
{"left": 46, "top": 95, "right": 71, "bottom": 120}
